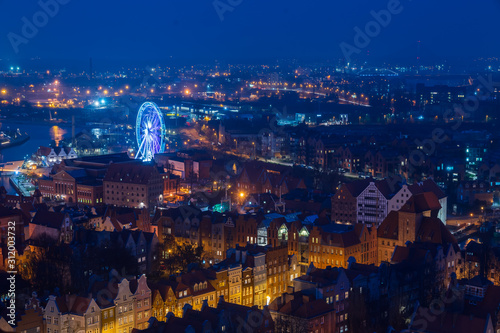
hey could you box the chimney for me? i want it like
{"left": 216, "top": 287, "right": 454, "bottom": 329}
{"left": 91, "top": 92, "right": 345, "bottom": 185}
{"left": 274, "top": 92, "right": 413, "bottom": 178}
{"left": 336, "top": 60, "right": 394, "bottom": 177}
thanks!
{"left": 306, "top": 262, "right": 315, "bottom": 274}
{"left": 242, "top": 250, "right": 247, "bottom": 264}
{"left": 227, "top": 248, "right": 235, "bottom": 260}
{"left": 347, "top": 256, "right": 356, "bottom": 268}
{"left": 276, "top": 295, "right": 283, "bottom": 308}
{"left": 201, "top": 299, "right": 209, "bottom": 311}
{"left": 316, "top": 287, "right": 323, "bottom": 300}
{"left": 165, "top": 312, "right": 175, "bottom": 321}
{"left": 147, "top": 317, "right": 158, "bottom": 328}
{"left": 182, "top": 303, "right": 192, "bottom": 317}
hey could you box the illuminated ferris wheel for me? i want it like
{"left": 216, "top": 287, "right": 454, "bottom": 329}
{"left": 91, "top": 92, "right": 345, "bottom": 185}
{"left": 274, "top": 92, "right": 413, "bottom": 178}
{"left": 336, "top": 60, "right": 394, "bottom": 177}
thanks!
{"left": 135, "top": 102, "right": 165, "bottom": 161}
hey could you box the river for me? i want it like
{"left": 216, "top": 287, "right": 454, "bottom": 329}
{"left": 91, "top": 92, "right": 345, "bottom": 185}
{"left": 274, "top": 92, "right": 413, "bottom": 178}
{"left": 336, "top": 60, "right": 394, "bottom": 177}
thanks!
{"left": 0, "top": 121, "right": 79, "bottom": 194}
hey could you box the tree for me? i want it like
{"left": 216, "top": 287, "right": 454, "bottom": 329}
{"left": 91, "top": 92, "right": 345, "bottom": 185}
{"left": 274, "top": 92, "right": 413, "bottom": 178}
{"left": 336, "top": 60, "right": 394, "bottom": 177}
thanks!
{"left": 18, "top": 235, "right": 73, "bottom": 293}
{"left": 69, "top": 239, "right": 139, "bottom": 292}
{"left": 163, "top": 242, "right": 204, "bottom": 275}
{"left": 349, "top": 287, "right": 369, "bottom": 333}
{"left": 148, "top": 234, "right": 178, "bottom": 281}
{"left": 77, "top": 239, "right": 139, "bottom": 276}
{"left": 274, "top": 315, "right": 309, "bottom": 333}
{"left": 387, "top": 287, "right": 407, "bottom": 332}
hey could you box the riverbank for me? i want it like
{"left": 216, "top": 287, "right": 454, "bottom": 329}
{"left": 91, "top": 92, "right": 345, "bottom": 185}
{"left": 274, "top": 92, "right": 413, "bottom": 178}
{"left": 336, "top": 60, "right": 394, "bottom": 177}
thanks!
{"left": 0, "top": 134, "right": 30, "bottom": 150}
{"left": 9, "top": 174, "right": 35, "bottom": 197}
{"left": 0, "top": 121, "right": 80, "bottom": 162}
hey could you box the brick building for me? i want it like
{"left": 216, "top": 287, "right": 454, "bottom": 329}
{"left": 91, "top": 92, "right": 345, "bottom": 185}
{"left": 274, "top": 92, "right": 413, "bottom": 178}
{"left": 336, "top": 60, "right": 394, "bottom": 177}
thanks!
{"left": 332, "top": 178, "right": 402, "bottom": 226}
{"left": 309, "top": 223, "right": 377, "bottom": 269}
{"left": 104, "top": 162, "right": 164, "bottom": 211}
{"left": 378, "top": 192, "right": 457, "bottom": 264}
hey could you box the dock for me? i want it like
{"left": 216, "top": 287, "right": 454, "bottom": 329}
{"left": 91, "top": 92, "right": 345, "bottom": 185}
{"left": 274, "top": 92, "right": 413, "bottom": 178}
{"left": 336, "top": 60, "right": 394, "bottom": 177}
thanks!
{"left": 9, "top": 174, "right": 35, "bottom": 197}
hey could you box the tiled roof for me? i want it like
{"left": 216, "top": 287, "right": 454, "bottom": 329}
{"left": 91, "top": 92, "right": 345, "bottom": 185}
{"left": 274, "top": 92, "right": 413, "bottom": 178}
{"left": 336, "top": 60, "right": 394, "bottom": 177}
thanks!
{"left": 378, "top": 210, "right": 456, "bottom": 245}
{"left": 375, "top": 177, "right": 402, "bottom": 199}
{"left": 148, "top": 281, "right": 176, "bottom": 302}
{"left": 269, "top": 293, "right": 333, "bottom": 319}
{"left": 377, "top": 211, "right": 399, "bottom": 240}
{"left": 322, "top": 229, "right": 360, "bottom": 248}
{"left": 345, "top": 262, "right": 381, "bottom": 283}
{"left": 417, "top": 217, "right": 457, "bottom": 244}
{"left": 399, "top": 192, "right": 441, "bottom": 213}
{"left": 295, "top": 265, "right": 343, "bottom": 286}
{"left": 0, "top": 206, "right": 23, "bottom": 219}
{"left": 31, "top": 210, "right": 66, "bottom": 229}
{"left": 341, "top": 177, "right": 402, "bottom": 199}
{"left": 134, "top": 300, "right": 270, "bottom": 333}
{"left": 55, "top": 295, "right": 91, "bottom": 315}
{"left": 178, "top": 270, "right": 216, "bottom": 297}
{"left": 470, "top": 285, "right": 500, "bottom": 325}
{"left": 391, "top": 245, "right": 429, "bottom": 264}
{"left": 343, "top": 179, "right": 371, "bottom": 197}
{"left": 104, "top": 162, "right": 159, "bottom": 184}
{"left": 89, "top": 281, "right": 119, "bottom": 307}
{"left": 408, "top": 179, "right": 446, "bottom": 199}
{"left": 410, "top": 306, "right": 491, "bottom": 333}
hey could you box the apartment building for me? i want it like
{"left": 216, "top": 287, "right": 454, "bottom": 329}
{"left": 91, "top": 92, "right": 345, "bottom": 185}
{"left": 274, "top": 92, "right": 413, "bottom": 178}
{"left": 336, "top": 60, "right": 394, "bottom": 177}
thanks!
{"left": 332, "top": 178, "right": 402, "bottom": 226}
{"left": 103, "top": 162, "right": 164, "bottom": 211}
{"left": 309, "top": 223, "right": 377, "bottom": 269}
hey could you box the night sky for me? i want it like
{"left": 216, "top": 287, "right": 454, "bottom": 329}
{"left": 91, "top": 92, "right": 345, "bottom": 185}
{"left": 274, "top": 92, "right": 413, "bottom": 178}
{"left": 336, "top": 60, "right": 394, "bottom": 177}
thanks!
{"left": 0, "top": 0, "right": 499, "bottom": 63}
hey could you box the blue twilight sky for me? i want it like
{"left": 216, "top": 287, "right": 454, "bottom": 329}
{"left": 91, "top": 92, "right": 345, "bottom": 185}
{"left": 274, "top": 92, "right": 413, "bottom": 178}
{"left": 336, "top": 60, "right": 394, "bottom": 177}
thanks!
{"left": 0, "top": 0, "right": 499, "bottom": 64}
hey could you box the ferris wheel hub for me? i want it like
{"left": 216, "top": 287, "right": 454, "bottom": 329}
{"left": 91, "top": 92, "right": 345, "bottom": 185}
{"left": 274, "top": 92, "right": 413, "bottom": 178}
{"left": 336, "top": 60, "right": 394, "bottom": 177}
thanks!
{"left": 135, "top": 102, "right": 165, "bottom": 161}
